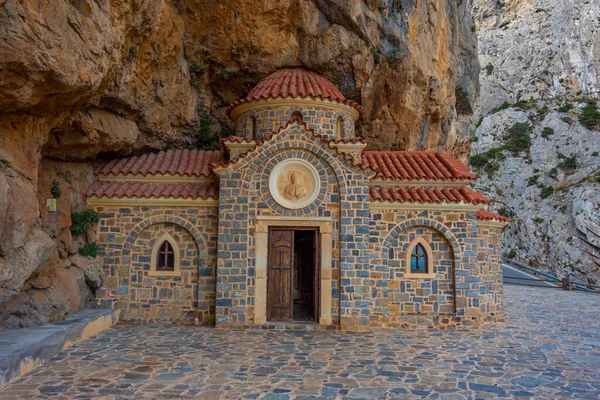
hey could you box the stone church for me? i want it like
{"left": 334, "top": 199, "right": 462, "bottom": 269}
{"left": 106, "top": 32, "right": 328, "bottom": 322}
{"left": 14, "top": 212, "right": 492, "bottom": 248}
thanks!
{"left": 87, "top": 68, "right": 508, "bottom": 330}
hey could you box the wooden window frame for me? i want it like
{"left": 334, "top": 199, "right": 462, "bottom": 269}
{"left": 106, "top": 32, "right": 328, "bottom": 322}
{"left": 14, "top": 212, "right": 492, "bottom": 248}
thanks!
{"left": 149, "top": 233, "right": 181, "bottom": 277}
{"left": 404, "top": 237, "right": 435, "bottom": 279}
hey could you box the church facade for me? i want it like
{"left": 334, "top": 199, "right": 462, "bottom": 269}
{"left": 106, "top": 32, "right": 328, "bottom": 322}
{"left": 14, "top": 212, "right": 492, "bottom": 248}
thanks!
{"left": 87, "top": 68, "right": 508, "bottom": 330}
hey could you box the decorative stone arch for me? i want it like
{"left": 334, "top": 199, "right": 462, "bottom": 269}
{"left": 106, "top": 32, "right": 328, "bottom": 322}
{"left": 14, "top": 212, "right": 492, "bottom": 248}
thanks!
{"left": 120, "top": 216, "right": 210, "bottom": 300}
{"left": 122, "top": 215, "right": 206, "bottom": 259}
{"left": 287, "top": 106, "right": 306, "bottom": 123}
{"left": 331, "top": 111, "right": 348, "bottom": 139}
{"left": 237, "top": 124, "right": 362, "bottom": 197}
{"left": 149, "top": 233, "right": 181, "bottom": 277}
{"left": 381, "top": 218, "right": 462, "bottom": 266}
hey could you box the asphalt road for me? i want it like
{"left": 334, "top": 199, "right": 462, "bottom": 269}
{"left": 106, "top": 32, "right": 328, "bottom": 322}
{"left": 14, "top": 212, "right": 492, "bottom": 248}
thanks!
{"left": 502, "top": 264, "right": 559, "bottom": 287}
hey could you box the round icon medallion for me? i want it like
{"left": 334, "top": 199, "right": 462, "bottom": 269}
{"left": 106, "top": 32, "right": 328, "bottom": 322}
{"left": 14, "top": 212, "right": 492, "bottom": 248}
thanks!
{"left": 269, "top": 159, "right": 320, "bottom": 209}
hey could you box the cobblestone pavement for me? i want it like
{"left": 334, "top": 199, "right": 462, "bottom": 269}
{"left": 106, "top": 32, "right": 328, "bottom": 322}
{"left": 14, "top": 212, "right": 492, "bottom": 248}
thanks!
{"left": 1, "top": 285, "right": 600, "bottom": 399}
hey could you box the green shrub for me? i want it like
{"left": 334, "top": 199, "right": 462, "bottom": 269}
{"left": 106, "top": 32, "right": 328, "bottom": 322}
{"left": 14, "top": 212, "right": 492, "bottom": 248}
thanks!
{"left": 496, "top": 188, "right": 503, "bottom": 195}
{"left": 51, "top": 180, "right": 62, "bottom": 198}
{"left": 0, "top": 159, "right": 10, "bottom": 167}
{"left": 470, "top": 154, "right": 489, "bottom": 167}
{"left": 541, "top": 126, "right": 554, "bottom": 138}
{"left": 561, "top": 116, "right": 573, "bottom": 124}
{"left": 557, "top": 103, "right": 573, "bottom": 113}
{"left": 579, "top": 100, "right": 600, "bottom": 127}
{"left": 514, "top": 99, "right": 537, "bottom": 110}
{"left": 71, "top": 210, "right": 99, "bottom": 234}
{"left": 491, "top": 101, "right": 510, "bottom": 114}
{"left": 485, "top": 64, "right": 494, "bottom": 76}
{"left": 473, "top": 136, "right": 479, "bottom": 142}
{"left": 486, "top": 162, "right": 500, "bottom": 176}
{"left": 505, "top": 248, "right": 517, "bottom": 259}
{"left": 504, "top": 122, "right": 531, "bottom": 153}
{"left": 79, "top": 243, "right": 98, "bottom": 258}
{"left": 370, "top": 47, "right": 381, "bottom": 64}
{"left": 527, "top": 174, "right": 539, "bottom": 186}
{"left": 540, "top": 185, "right": 554, "bottom": 199}
{"left": 550, "top": 167, "right": 558, "bottom": 176}
{"left": 560, "top": 155, "right": 578, "bottom": 170}
{"left": 498, "top": 207, "right": 512, "bottom": 218}
{"left": 189, "top": 64, "right": 205, "bottom": 75}
{"left": 220, "top": 69, "right": 229, "bottom": 80}
{"left": 592, "top": 151, "right": 599, "bottom": 156}
{"left": 534, "top": 217, "right": 545, "bottom": 223}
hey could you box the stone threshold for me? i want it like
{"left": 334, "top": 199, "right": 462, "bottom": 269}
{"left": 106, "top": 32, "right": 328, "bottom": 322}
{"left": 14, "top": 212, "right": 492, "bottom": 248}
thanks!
{"left": 0, "top": 308, "right": 120, "bottom": 388}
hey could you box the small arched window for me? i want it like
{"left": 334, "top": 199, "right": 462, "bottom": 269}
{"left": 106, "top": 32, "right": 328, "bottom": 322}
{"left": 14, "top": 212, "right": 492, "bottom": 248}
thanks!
{"left": 157, "top": 240, "right": 175, "bottom": 272}
{"left": 410, "top": 244, "right": 427, "bottom": 273}
{"left": 248, "top": 116, "right": 256, "bottom": 140}
{"left": 336, "top": 116, "right": 343, "bottom": 139}
{"left": 150, "top": 233, "right": 181, "bottom": 277}
{"left": 405, "top": 237, "right": 435, "bottom": 279}
{"left": 291, "top": 111, "right": 303, "bottom": 122}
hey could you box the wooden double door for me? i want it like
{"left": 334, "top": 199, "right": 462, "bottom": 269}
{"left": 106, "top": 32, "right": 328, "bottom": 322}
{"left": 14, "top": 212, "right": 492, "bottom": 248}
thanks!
{"left": 267, "top": 228, "right": 319, "bottom": 322}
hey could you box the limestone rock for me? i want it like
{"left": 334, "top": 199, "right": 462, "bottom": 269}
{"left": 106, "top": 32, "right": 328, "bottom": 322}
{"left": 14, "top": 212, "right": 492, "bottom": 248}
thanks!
{"left": 70, "top": 254, "right": 104, "bottom": 291}
{"left": 471, "top": 0, "right": 600, "bottom": 284}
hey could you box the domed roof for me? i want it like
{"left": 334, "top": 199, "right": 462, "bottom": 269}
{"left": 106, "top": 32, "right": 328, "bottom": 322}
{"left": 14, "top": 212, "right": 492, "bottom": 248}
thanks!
{"left": 227, "top": 68, "right": 364, "bottom": 117}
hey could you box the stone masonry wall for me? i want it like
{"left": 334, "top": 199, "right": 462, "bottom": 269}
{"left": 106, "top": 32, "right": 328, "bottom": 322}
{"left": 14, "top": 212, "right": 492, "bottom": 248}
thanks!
{"left": 234, "top": 103, "right": 355, "bottom": 141}
{"left": 369, "top": 210, "right": 485, "bottom": 329}
{"left": 477, "top": 223, "right": 505, "bottom": 324}
{"left": 94, "top": 206, "right": 218, "bottom": 324}
{"left": 128, "top": 223, "right": 199, "bottom": 321}
{"left": 215, "top": 122, "right": 372, "bottom": 328}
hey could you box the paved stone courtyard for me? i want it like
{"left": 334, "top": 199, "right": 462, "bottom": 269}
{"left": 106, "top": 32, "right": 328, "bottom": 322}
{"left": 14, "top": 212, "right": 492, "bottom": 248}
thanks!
{"left": 1, "top": 285, "right": 599, "bottom": 399}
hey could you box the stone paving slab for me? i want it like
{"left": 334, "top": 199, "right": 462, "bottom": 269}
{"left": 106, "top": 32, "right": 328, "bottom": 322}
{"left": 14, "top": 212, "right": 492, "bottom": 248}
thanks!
{"left": 0, "top": 309, "right": 119, "bottom": 387}
{"left": 1, "top": 285, "right": 599, "bottom": 399}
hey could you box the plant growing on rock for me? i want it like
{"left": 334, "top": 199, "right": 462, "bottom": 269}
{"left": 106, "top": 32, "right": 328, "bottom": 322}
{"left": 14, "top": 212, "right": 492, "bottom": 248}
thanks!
{"left": 540, "top": 185, "right": 554, "bottom": 199}
{"left": 557, "top": 103, "right": 573, "bottom": 113}
{"left": 559, "top": 155, "right": 578, "bottom": 171}
{"left": 79, "top": 243, "right": 98, "bottom": 258}
{"left": 491, "top": 101, "right": 510, "bottom": 114}
{"left": 541, "top": 127, "right": 554, "bottom": 138}
{"left": 51, "top": 180, "right": 61, "bottom": 198}
{"left": 220, "top": 69, "right": 229, "bottom": 80}
{"left": 71, "top": 210, "right": 100, "bottom": 234}
{"left": 578, "top": 100, "right": 600, "bottom": 128}
{"left": 504, "top": 122, "right": 531, "bottom": 153}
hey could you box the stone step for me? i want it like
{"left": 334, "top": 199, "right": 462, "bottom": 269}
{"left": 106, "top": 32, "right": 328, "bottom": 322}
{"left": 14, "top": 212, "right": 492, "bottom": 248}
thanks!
{"left": 0, "top": 308, "right": 119, "bottom": 388}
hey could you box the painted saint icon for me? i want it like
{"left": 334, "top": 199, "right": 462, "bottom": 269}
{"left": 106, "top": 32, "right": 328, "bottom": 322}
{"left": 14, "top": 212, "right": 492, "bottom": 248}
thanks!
{"left": 284, "top": 172, "right": 308, "bottom": 200}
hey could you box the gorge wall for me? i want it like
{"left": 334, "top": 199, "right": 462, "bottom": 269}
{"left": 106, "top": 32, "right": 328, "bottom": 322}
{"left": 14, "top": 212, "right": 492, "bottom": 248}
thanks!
{"left": 0, "top": 0, "right": 479, "bottom": 329}
{"left": 472, "top": 0, "right": 600, "bottom": 284}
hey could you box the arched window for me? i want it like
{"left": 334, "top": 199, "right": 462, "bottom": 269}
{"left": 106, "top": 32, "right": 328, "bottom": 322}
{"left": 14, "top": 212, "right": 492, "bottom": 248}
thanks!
{"left": 150, "top": 233, "right": 181, "bottom": 277}
{"left": 248, "top": 116, "right": 256, "bottom": 140}
{"left": 291, "top": 111, "right": 303, "bottom": 122}
{"left": 405, "top": 237, "right": 435, "bottom": 279}
{"left": 410, "top": 244, "right": 427, "bottom": 273}
{"left": 157, "top": 240, "right": 175, "bottom": 271}
{"left": 336, "top": 116, "right": 343, "bottom": 139}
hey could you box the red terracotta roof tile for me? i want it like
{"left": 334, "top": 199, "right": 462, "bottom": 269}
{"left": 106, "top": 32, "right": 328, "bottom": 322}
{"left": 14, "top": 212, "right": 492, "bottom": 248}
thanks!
{"left": 477, "top": 210, "right": 511, "bottom": 222}
{"left": 369, "top": 186, "right": 489, "bottom": 205}
{"left": 362, "top": 151, "right": 477, "bottom": 181}
{"left": 94, "top": 149, "right": 226, "bottom": 177}
{"left": 86, "top": 181, "right": 218, "bottom": 200}
{"left": 227, "top": 68, "right": 364, "bottom": 117}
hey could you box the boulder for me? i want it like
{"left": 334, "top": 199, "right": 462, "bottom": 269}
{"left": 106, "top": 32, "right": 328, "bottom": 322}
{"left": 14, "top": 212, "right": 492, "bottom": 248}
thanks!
{"left": 69, "top": 254, "right": 104, "bottom": 290}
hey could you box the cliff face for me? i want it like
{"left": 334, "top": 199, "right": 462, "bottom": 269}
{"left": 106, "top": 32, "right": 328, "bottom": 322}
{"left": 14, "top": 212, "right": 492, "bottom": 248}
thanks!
{"left": 0, "top": 0, "right": 479, "bottom": 329}
{"left": 472, "top": 0, "right": 600, "bottom": 284}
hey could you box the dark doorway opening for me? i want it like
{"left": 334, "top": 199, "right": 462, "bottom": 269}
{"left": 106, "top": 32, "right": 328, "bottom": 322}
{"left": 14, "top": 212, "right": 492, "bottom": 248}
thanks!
{"left": 293, "top": 230, "right": 316, "bottom": 321}
{"left": 267, "top": 228, "right": 319, "bottom": 323}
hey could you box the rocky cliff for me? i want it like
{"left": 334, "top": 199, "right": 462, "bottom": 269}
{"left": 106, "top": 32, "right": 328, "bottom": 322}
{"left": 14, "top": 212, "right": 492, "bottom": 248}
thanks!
{"left": 0, "top": 0, "right": 479, "bottom": 329}
{"left": 472, "top": 0, "right": 600, "bottom": 284}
